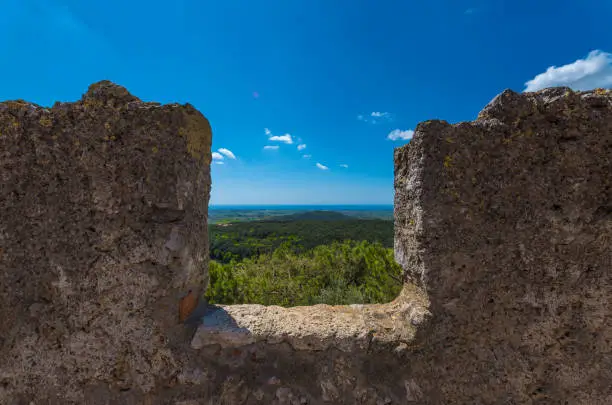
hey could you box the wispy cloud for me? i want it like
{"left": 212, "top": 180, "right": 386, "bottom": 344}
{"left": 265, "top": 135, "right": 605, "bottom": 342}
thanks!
{"left": 218, "top": 148, "right": 236, "bottom": 159}
{"left": 371, "top": 111, "right": 390, "bottom": 118}
{"left": 357, "top": 111, "right": 393, "bottom": 124}
{"left": 297, "top": 144, "right": 307, "bottom": 151}
{"left": 316, "top": 163, "right": 329, "bottom": 170}
{"left": 269, "top": 134, "right": 293, "bottom": 144}
{"left": 264, "top": 145, "right": 279, "bottom": 150}
{"left": 303, "top": 154, "right": 312, "bottom": 158}
{"left": 264, "top": 127, "right": 294, "bottom": 145}
{"left": 214, "top": 161, "right": 224, "bottom": 165}
{"left": 387, "top": 129, "right": 414, "bottom": 141}
{"left": 524, "top": 50, "right": 612, "bottom": 92}
{"left": 40, "top": 2, "right": 94, "bottom": 37}
{"left": 212, "top": 152, "right": 224, "bottom": 160}
{"left": 339, "top": 164, "right": 348, "bottom": 168}
{"left": 33, "top": 1, "right": 114, "bottom": 55}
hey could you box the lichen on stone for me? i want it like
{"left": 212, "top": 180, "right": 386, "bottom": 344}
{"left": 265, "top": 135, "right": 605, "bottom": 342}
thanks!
{"left": 180, "top": 108, "right": 213, "bottom": 164}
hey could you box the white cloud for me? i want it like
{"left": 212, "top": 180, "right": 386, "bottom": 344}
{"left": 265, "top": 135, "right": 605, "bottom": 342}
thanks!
{"left": 524, "top": 50, "right": 612, "bottom": 92}
{"left": 269, "top": 134, "right": 293, "bottom": 144}
{"left": 371, "top": 111, "right": 390, "bottom": 118}
{"left": 358, "top": 112, "right": 392, "bottom": 123}
{"left": 218, "top": 148, "right": 236, "bottom": 159}
{"left": 297, "top": 144, "right": 307, "bottom": 150}
{"left": 264, "top": 128, "right": 271, "bottom": 136}
{"left": 387, "top": 129, "right": 414, "bottom": 141}
{"left": 316, "top": 163, "right": 329, "bottom": 170}
{"left": 303, "top": 154, "right": 312, "bottom": 158}
{"left": 214, "top": 161, "right": 224, "bottom": 165}
{"left": 212, "top": 152, "right": 224, "bottom": 160}
{"left": 264, "top": 145, "right": 279, "bottom": 150}
{"left": 340, "top": 164, "right": 348, "bottom": 168}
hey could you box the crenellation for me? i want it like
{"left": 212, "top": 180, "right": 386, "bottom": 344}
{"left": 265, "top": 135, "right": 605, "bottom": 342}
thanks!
{"left": 0, "top": 82, "right": 610, "bottom": 404}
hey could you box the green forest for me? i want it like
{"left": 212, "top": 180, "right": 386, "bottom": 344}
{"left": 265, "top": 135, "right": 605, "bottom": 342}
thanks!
{"left": 206, "top": 211, "right": 402, "bottom": 307}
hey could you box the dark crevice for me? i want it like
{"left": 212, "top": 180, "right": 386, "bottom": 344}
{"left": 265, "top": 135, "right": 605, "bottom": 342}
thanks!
{"left": 592, "top": 205, "right": 612, "bottom": 222}
{"left": 557, "top": 135, "right": 579, "bottom": 143}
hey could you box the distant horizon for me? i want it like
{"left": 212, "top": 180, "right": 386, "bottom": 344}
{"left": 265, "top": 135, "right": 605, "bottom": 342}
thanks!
{"left": 210, "top": 204, "right": 393, "bottom": 208}
{"left": 1, "top": 1, "right": 609, "bottom": 205}
{"left": 210, "top": 203, "right": 393, "bottom": 205}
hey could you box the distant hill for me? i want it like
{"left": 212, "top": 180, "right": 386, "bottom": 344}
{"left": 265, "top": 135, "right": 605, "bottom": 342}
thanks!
{"left": 208, "top": 207, "right": 393, "bottom": 224}
{"left": 272, "top": 210, "right": 353, "bottom": 221}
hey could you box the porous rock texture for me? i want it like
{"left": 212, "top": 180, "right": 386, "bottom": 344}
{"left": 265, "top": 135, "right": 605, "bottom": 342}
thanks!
{"left": 395, "top": 87, "right": 611, "bottom": 404}
{"left": 0, "top": 81, "right": 212, "bottom": 403}
{"left": 191, "top": 283, "right": 429, "bottom": 352}
{"left": 1, "top": 83, "right": 610, "bottom": 405}
{"left": 190, "top": 87, "right": 611, "bottom": 405}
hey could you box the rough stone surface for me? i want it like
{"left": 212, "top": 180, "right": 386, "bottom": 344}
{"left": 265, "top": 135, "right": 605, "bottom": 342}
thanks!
{"left": 191, "top": 284, "right": 430, "bottom": 352}
{"left": 0, "top": 81, "right": 212, "bottom": 403}
{"left": 395, "top": 87, "right": 612, "bottom": 404}
{"left": 192, "top": 87, "right": 611, "bottom": 405}
{"left": 1, "top": 84, "right": 610, "bottom": 404}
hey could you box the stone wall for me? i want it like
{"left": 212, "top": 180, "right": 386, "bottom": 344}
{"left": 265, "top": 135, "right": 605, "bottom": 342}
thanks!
{"left": 393, "top": 87, "right": 611, "bottom": 404}
{"left": 0, "top": 81, "right": 212, "bottom": 403}
{"left": 0, "top": 83, "right": 610, "bottom": 405}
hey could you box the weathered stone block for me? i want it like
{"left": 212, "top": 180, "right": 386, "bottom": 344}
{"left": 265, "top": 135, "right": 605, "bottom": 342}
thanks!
{"left": 395, "top": 87, "right": 611, "bottom": 403}
{"left": 1, "top": 83, "right": 610, "bottom": 405}
{"left": 189, "top": 87, "right": 611, "bottom": 404}
{"left": 0, "top": 81, "right": 211, "bottom": 403}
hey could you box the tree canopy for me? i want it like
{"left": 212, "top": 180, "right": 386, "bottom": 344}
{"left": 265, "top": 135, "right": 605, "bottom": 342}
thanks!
{"left": 206, "top": 240, "right": 402, "bottom": 307}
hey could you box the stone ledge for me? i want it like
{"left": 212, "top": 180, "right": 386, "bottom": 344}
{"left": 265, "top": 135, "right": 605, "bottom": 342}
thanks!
{"left": 191, "top": 284, "right": 430, "bottom": 352}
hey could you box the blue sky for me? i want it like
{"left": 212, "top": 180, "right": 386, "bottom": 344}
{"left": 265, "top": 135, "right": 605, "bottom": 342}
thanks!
{"left": 1, "top": 0, "right": 611, "bottom": 205}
